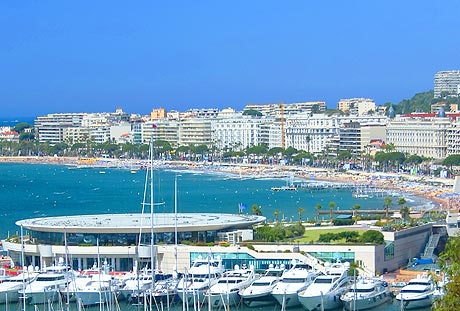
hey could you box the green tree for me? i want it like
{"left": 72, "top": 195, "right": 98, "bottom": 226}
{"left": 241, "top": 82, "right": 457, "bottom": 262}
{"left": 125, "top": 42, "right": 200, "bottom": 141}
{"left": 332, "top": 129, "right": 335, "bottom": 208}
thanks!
{"left": 315, "top": 204, "right": 322, "bottom": 224}
{"left": 251, "top": 204, "right": 262, "bottom": 216}
{"left": 360, "top": 230, "right": 385, "bottom": 244}
{"left": 352, "top": 204, "right": 361, "bottom": 224}
{"left": 328, "top": 201, "right": 336, "bottom": 222}
{"left": 398, "top": 197, "right": 409, "bottom": 221}
{"left": 443, "top": 154, "right": 460, "bottom": 169}
{"left": 13, "top": 122, "right": 33, "bottom": 133}
{"left": 434, "top": 236, "right": 460, "bottom": 310}
{"left": 384, "top": 196, "right": 392, "bottom": 220}
{"left": 273, "top": 209, "right": 281, "bottom": 223}
{"left": 298, "top": 207, "right": 305, "bottom": 223}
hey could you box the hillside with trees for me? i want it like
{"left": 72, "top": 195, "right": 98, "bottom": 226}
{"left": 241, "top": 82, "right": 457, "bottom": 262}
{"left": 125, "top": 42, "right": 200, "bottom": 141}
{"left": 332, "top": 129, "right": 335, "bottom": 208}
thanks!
{"left": 383, "top": 90, "right": 460, "bottom": 114}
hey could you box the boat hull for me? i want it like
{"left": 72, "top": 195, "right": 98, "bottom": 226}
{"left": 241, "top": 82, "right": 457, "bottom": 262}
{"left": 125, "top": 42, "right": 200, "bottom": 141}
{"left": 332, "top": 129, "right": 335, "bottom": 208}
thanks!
{"left": 298, "top": 293, "right": 343, "bottom": 311}
{"left": 0, "top": 289, "right": 20, "bottom": 304}
{"left": 25, "top": 288, "right": 62, "bottom": 305}
{"left": 177, "top": 289, "right": 208, "bottom": 306}
{"left": 272, "top": 292, "right": 301, "bottom": 308}
{"left": 75, "top": 290, "right": 115, "bottom": 306}
{"left": 241, "top": 291, "right": 277, "bottom": 307}
{"left": 396, "top": 295, "right": 434, "bottom": 310}
{"left": 342, "top": 292, "right": 392, "bottom": 310}
{"left": 207, "top": 291, "right": 241, "bottom": 308}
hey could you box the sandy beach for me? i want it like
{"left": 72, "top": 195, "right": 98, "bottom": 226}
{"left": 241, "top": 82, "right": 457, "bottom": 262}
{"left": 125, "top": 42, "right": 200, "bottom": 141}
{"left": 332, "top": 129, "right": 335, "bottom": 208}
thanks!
{"left": 0, "top": 155, "right": 454, "bottom": 209}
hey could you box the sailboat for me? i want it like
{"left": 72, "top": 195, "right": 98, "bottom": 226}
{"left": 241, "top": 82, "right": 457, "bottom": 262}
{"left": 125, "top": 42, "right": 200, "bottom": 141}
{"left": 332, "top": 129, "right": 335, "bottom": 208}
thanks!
{"left": 129, "top": 136, "right": 179, "bottom": 308}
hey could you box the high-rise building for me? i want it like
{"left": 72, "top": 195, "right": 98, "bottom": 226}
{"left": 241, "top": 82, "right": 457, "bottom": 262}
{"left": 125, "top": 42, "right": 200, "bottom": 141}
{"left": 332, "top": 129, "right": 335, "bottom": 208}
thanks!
{"left": 434, "top": 70, "right": 460, "bottom": 98}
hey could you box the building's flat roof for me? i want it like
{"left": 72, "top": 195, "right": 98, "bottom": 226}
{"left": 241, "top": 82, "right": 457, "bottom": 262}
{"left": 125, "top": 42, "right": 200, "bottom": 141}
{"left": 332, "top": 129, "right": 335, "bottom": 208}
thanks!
{"left": 16, "top": 213, "right": 266, "bottom": 234}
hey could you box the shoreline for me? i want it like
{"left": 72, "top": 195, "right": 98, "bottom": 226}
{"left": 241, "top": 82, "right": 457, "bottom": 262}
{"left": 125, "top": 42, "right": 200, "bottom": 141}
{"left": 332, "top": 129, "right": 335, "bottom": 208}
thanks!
{"left": 0, "top": 155, "right": 453, "bottom": 209}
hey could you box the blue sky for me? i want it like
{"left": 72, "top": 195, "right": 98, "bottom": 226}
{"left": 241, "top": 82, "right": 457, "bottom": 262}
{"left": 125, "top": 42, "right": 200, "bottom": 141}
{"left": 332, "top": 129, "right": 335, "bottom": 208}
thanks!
{"left": 1, "top": 1, "right": 459, "bottom": 118}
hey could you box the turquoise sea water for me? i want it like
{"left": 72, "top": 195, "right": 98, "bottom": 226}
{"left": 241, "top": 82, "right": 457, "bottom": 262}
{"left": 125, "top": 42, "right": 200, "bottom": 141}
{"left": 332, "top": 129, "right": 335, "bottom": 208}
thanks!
{"left": 0, "top": 163, "right": 434, "bottom": 238}
{"left": 0, "top": 163, "right": 435, "bottom": 310}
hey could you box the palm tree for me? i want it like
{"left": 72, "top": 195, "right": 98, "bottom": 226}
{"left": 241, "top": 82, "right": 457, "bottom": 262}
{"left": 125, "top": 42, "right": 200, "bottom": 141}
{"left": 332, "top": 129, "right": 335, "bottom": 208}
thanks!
{"left": 328, "top": 201, "right": 336, "bottom": 222}
{"left": 251, "top": 204, "right": 262, "bottom": 216}
{"left": 352, "top": 204, "right": 361, "bottom": 224}
{"left": 315, "top": 204, "right": 322, "bottom": 224}
{"left": 273, "top": 209, "right": 280, "bottom": 223}
{"left": 398, "top": 197, "right": 409, "bottom": 221}
{"left": 298, "top": 207, "right": 305, "bottom": 223}
{"left": 384, "top": 196, "right": 392, "bottom": 220}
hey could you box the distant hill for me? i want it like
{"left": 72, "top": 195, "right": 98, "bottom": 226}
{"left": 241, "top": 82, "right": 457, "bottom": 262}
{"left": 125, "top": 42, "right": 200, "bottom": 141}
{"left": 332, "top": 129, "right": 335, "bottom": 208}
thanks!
{"left": 384, "top": 90, "right": 460, "bottom": 114}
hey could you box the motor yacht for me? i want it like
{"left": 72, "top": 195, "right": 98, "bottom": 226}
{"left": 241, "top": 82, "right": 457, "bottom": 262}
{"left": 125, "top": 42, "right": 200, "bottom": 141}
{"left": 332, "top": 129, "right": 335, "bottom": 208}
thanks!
{"left": 341, "top": 277, "right": 392, "bottom": 310}
{"left": 176, "top": 255, "right": 224, "bottom": 306}
{"left": 206, "top": 265, "right": 256, "bottom": 308}
{"left": 298, "top": 260, "right": 351, "bottom": 311}
{"left": 271, "top": 260, "right": 320, "bottom": 308}
{"left": 396, "top": 275, "right": 439, "bottom": 309}
{"left": 240, "top": 264, "right": 284, "bottom": 307}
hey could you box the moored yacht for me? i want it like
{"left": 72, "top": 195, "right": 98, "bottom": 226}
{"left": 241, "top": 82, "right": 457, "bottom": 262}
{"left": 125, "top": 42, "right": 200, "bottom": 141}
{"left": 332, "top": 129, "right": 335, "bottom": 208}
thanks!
{"left": 271, "top": 259, "right": 320, "bottom": 308}
{"left": 176, "top": 255, "right": 224, "bottom": 305}
{"left": 74, "top": 273, "right": 118, "bottom": 306}
{"left": 340, "top": 277, "right": 392, "bottom": 310}
{"left": 18, "top": 261, "right": 74, "bottom": 305}
{"left": 119, "top": 270, "right": 155, "bottom": 301}
{"left": 298, "top": 260, "right": 351, "bottom": 311}
{"left": 396, "top": 275, "right": 439, "bottom": 309}
{"left": 206, "top": 265, "right": 256, "bottom": 308}
{"left": 240, "top": 264, "right": 285, "bottom": 307}
{"left": 0, "top": 270, "right": 38, "bottom": 304}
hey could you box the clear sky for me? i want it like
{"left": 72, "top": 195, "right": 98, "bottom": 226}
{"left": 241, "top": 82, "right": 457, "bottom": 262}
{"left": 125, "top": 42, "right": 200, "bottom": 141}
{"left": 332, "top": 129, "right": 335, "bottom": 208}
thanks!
{"left": 1, "top": 1, "right": 459, "bottom": 118}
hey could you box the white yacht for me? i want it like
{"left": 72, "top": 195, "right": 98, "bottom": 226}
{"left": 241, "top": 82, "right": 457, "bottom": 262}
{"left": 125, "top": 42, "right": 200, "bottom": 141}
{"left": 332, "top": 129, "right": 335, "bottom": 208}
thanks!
{"left": 240, "top": 264, "right": 285, "bottom": 307}
{"left": 341, "top": 277, "right": 392, "bottom": 310}
{"left": 74, "top": 273, "right": 118, "bottom": 306}
{"left": 396, "top": 275, "right": 439, "bottom": 309}
{"left": 0, "top": 270, "right": 38, "bottom": 304}
{"left": 176, "top": 255, "right": 224, "bottom": 305}
{"left": 206, "top": 265, "right": 256, "bottom": 308}
{"left": 142, "top": 276, "right": 179, "bottom": 305}
{"left": 298, "top": 260, "right": 351, "bottom": 311}
{"left": 19, "top": 263, "right": 74, "bottom": 305}
{"left": 271, "top": 260, "right": 320, "bottom": 308}
{"left": 119, "top": 270, "right": 154, "bottom": 301}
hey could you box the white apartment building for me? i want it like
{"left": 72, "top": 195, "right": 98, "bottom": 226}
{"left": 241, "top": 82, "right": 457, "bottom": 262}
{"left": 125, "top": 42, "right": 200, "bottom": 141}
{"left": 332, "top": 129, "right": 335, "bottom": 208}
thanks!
{"left": 62, "top": 127, "right": 90, "bottom": 144}
{"left": 447, "top": 119, "right": 460, "bottom": 156}
{"left": 337, "top": 98, "right": 376, "bottom": 116}
{"left": 244, "top": 101, "right": 326, "bottom": 117}
{"left": 284, "top": 113, "right": 339, "bottom": 154}
{"left": 387, "top": 116, "right": 451, "bottom": 159}
{"left": 35, "top": 113, "right": 85, "bottom": 144}
{"left": 212, "top": 116, "right": 270, "bottom": 151}
{"left": 434, "top": 70, "right": 460, "bottom": 98}
{"left": 178, "top": 118, "right": 212, "bottom": 147}
{"left": 141, "top": 119, "right": 179, "bottom": 147}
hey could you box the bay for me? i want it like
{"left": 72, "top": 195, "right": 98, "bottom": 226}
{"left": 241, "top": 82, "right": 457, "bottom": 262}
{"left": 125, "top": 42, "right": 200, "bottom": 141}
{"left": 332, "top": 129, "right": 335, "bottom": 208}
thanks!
{"left": 0, "top": 163, "right": 433, "bottom": 238}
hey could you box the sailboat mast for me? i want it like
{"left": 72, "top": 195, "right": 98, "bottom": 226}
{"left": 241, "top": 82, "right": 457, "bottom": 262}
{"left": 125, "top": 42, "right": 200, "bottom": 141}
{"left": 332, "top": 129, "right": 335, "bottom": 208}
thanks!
{"left": 174, "top": 174, "right": 178, "bottom": 275}
{"left": 149, "top": 137, "right": 156, "bottom": 296}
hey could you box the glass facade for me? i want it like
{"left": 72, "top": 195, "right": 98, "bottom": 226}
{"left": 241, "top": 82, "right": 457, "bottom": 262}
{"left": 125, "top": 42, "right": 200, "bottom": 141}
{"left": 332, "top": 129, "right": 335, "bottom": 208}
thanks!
{"left": 190, "top": 252, "right": 296, "bottom": 273}
{"left": 28, "top": 230, "right": 219, "bottom": 246}
{"left": 384, "top": 242, "right": 395, "bottom": 261}
{"left": 307, "top": 251, "right": 354, "bottom": 263}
